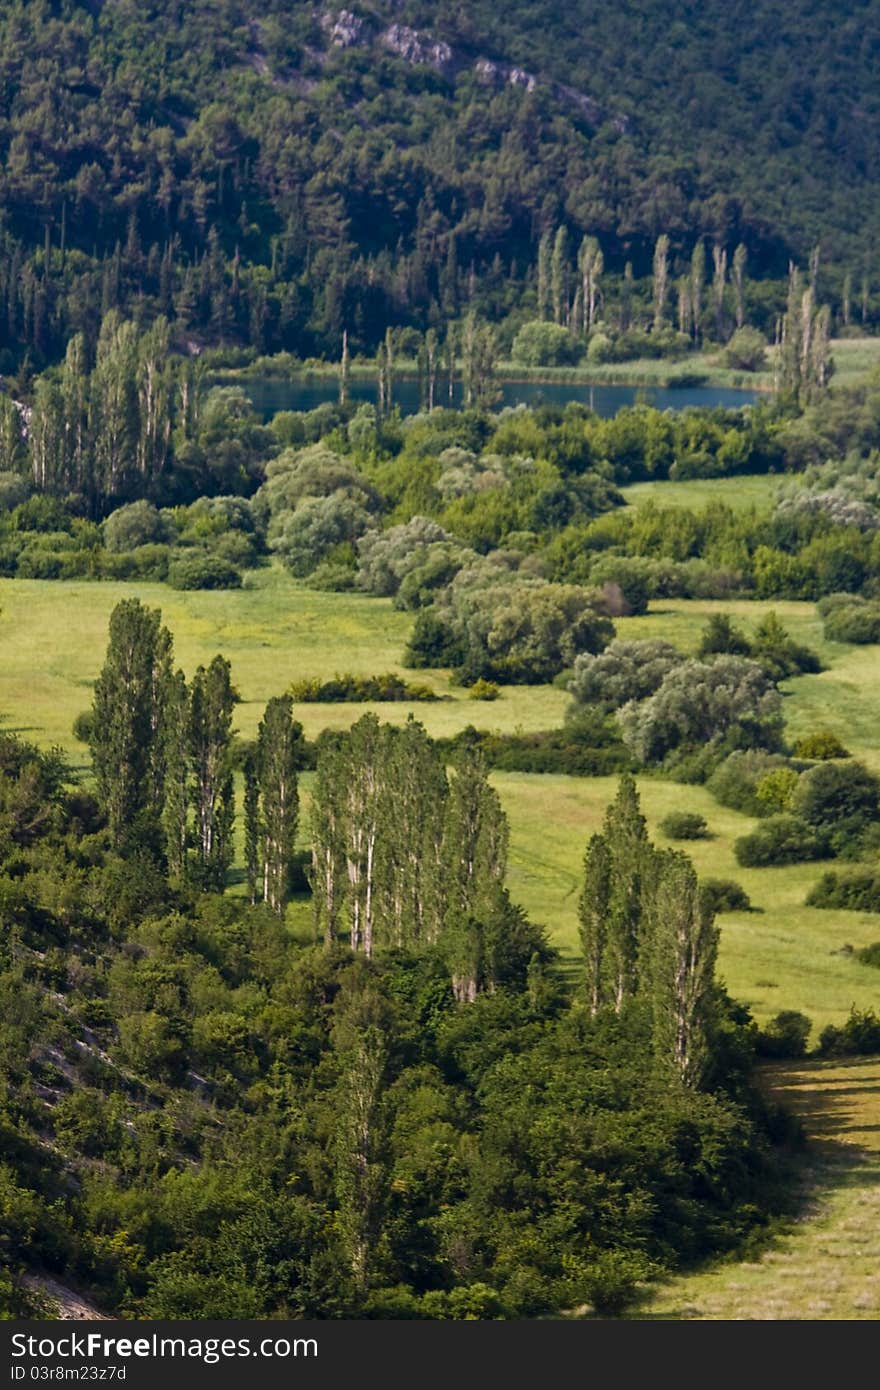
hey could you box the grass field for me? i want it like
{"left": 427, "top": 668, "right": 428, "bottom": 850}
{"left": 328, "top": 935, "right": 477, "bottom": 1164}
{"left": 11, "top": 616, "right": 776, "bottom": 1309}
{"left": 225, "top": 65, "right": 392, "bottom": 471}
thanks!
{"left": 0, "top": 567, "right": 567, "bottom": 765}
{"left": 638, "top": 1056, "right": 880, "bottom": 1319}
{"left": 621, "top": 474, "right": 784, "bottom": 512}
{"left": 2, "top": 570, "right": 879, "bottom": 1035}
{"left": 827, "top": 335, "right": 880, "bottom": 388}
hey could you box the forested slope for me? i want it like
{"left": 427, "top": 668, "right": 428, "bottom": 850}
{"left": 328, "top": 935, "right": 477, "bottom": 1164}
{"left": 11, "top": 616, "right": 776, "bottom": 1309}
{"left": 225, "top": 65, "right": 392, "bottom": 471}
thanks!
{"left": 0, "top": 0, "right": 878, "bottom": 366}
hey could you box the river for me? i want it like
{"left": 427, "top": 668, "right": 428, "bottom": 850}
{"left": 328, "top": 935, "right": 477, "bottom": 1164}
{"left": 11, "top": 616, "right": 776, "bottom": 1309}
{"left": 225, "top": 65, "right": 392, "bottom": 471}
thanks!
{"left": 235, "top": 375, "right": 758, "bottom": 420}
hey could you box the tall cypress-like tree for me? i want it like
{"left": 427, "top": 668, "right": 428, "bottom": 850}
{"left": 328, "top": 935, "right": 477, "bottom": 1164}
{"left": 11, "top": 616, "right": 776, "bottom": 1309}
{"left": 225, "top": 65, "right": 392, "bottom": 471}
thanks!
{"left": 441, "top": 747, "right": 508, "bottom": 1001}
{"left": 89, "top": 599, "right": 172, "bottom": 851}
{"left": 254, "top": 695, "right": 301, "bottom": 916}
{"left": 652, "top": 235, "right": 670, "bottom": 331}
{"left": 646, "top": 850, "right": 718, "bottom": 1086}
{"left": 332, "top": 977, "right": 390, "bottom": 1294}
{"left": 732, "top": 243, "right": 748, "bottom": 329}
{"left": 189, "top": 655, "right": 237, "bottom": 891}
{"left": 579, "top": 831, "right": 611, "bottom": 1015}
{"left": 550, "top": 225, "right": 570, "bottom": 326}
{"left": 310, "top": 734, "right": 347, "bottom": 946}
{"left": 690, "top": 240, "right": 706, "bottom": 344}
{"left": 603, "top": 772, "right": 650, "bottom": 1009}
{"left": 161, "top": 668, "right": 190, "bottom": 883}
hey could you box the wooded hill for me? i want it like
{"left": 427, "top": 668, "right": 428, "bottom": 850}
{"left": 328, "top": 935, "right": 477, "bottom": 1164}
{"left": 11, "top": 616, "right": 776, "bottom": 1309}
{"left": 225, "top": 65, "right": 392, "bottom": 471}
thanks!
{"left": 1, "top": 0, "right": 878, "bottom": 366}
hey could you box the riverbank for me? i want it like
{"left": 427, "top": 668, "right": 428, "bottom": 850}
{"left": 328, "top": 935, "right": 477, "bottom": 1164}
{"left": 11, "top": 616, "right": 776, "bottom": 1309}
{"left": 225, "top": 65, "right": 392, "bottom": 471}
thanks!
{"left": 209, "top": 350, "right": 772, "bottom": 394}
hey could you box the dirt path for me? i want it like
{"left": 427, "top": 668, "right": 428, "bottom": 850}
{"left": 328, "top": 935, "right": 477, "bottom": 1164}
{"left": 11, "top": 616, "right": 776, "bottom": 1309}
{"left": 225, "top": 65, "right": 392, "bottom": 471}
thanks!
{"left": 639, "top": 1057, "right": 880, "bottom": 1319}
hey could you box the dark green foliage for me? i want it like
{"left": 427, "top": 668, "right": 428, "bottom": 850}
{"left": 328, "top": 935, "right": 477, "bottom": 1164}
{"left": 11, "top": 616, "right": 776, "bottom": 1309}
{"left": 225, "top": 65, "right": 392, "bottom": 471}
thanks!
{"left": 792, "top": 760, "right": 880, "bottom": 855}
{"left": 806, "top": 869, "right": 880, "bottom": 912}
{"left": 0, "top": 721, "right": 799, "bottom": 1320}
{"left": 818, "top": 1008, "right": 880, "bottom": 1057}
{"left": 699, "top": 879, "right": 752, "bottom": 914}
{"left": 87, "top": 599, "right": 172, "bottom": 851}
{"left": 857, "top": 942, "right": 880, "bottom": 968}
{"left": 289, "top": 673, "right": 438, "bottom": 703}
{"left": 436, "top": 714, "right": 630, "bottom": 776}
{"left": 734, "top": 815, "right": 828, "bottom": 867}
{"left": 699, "top": 614, "right": 752, "bottom": 658}
{"left": 660, "top": 812, "right": 711, "bottom": 840}
{"left": 167, "top": 554, "right": 242, "bottom": 590}
{"left": 755, "top": 1011, "right": 812, "bottom": 1059}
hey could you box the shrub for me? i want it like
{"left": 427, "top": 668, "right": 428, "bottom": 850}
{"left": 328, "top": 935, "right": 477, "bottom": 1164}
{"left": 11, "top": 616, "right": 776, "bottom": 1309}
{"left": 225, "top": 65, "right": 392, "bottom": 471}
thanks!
{"left": 15, "top": 547, "right": 62, "bottom": 579}
{"left": 792, "top": 759, "right": 880, "bottom": 855}
{"left": 659, "top": 811, "right": 710, "bottom": 840}
{"left": 818, "top": 1007, "right": 880, "bottom": 1057}
{"left": 288, "top": 673, "right": 438, "bottom": 703}
{"left": 734, "top": 815, "right": 827, "bottom": 867}
{"left": 167, "top": 554, "right": 242, "bottom": 590}
{"left": 755, "top": 1011, "right": 812, "bottom": 1059}
{"left": 793, "top": 730, "right": 850, "bottom": 760}
{"left": 103, "top": 500, "right": 167, "bottom": 552}
{"left": 722, "top": 327, "right": 768, "bottom": 371}
{"left": 699, "top": 878, "right": 752, "bottom": 914}
{"left": 617, "top": 656, "right": 782, "bottom": 766}
{"left": 0, "top": 471, "right": 30, "bottom": 512}
{"left": 822, "top": 597, "right": 880, "bottom": 644}
{"left": 857, "top": 942, "right": 880, "bottom": 968}
{"left": 806, "top": 869, "right": 880, "bottom": 912}
{"left": 755, "top": 767, "right": 799, "bottom": 814}
{"left": 468, "top": 678, "right": 500, "bottom": 701}
{"left": 707, "top": 749, "right": 792, "bottom": 816}
{"left": 511, "top": 320, "right": 583, "bottom": 367}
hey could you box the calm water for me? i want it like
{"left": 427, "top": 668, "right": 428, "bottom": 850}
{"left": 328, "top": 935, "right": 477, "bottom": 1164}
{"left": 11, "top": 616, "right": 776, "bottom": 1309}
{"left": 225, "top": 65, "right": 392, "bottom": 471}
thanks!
{"left": 238, "top": 375, "right": 758, "bottom": 420}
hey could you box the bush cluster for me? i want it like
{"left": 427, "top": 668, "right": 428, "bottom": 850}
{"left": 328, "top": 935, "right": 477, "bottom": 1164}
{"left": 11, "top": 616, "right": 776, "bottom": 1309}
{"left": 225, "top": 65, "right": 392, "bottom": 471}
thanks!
{"left": 289, "top": 673, "right": 439, "bottom": 703}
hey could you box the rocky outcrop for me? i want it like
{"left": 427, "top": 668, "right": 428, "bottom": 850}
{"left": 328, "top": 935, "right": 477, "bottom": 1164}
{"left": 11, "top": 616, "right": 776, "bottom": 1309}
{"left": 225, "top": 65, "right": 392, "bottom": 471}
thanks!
{"left": 380, "top": 23, "right": 454, "bottom": 72}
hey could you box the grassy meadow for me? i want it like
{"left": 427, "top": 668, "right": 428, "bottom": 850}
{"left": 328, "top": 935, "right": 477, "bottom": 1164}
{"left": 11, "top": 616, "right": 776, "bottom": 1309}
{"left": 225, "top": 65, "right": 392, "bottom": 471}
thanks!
{"left": 620, "top": 473, "right": 784, "bottom": 512}
{"left": 2, "top": 562, "right": 879, "bottom": 1036}
{"left": 639, "top": 1055, "right": 880, "bottom": 1319}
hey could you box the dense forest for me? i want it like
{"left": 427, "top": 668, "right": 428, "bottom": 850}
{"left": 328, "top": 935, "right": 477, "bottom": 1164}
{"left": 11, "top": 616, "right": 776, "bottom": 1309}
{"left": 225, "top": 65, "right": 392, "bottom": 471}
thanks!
{"left": 0, "top": 600, "right": 797, "bottom": 1319}
{"left": 0, "top": 0, "right": 878, "bottom": 367}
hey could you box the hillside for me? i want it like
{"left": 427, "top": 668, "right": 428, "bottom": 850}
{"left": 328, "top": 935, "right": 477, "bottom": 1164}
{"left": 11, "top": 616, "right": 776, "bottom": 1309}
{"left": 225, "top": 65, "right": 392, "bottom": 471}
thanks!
{"left": 1, "top": 1, "right": 879, "bottom": 367}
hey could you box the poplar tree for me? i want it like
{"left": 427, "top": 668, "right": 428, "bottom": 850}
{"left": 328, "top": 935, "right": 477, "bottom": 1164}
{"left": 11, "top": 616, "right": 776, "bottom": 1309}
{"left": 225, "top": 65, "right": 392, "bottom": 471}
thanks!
{"left": 603, "top": 773, "right": 650, "bottom": 1008}
{"left": 341, "top": 714, "right": 386, "bottom": 957}
{"left": 136, "top": 316, "right": 173, "bottom": 490}
{"left": 60, "top": 333, "right": 90, "bottom": 500}
{"left": 310, "top": 735, "right": 347, "bottom": 946}
{"left": 578, "top": 831, "right": 611, "bottom": 1015}
{"left": 690, "top": 240, "right": 705, "bottom": 344}
{"left": 441, "top": 748, "right": 508, "bottom": 1001}
{"left": 376, "top": 719, "right": 447, "bottom": 949}
{"left": 551, "top": 226, "right": 570, "bottom": 325}
{"left": 243, "top": 748, "right": 260, "bottom": 906}
{"left": 162, "top": 668, "right": 190, "bottom": 883}
{"left": 646, "top": 850, "right": 718, "bottom": 1086}
{"left": 732, "top": 243, "right": 747, "bottom": 329}
{"left": 537, "top": 230, "right": 553, "bottom": 321}
{"left": 578, "top": 236, "right": 603, "bottom": 335}
{"left": 189, "top": 655, "right": 237, "bottom": 892}
{"left": 712, "top": 244, "right": 727, "bottom": 341}
{"left": 332, "top": 979, "right": 390, "bottom": 1294}
{"left": 254, "top": 696, "right": 301, "bottom": 916}
{"left": 652, "top": 235, "right": 670, "bottom": 331}
{"left": 89, "top": 599, "right": 172, "bottom": 850}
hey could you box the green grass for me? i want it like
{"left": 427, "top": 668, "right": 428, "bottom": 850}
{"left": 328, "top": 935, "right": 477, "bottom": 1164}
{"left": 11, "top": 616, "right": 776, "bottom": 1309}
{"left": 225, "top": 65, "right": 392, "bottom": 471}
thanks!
{"left": 497, "top": 769, "right": 880, "bottom": 1035}
{"left": 0, "top": 566, "right": 566, "bottom": 763}
{"left": 827, "top": 335, "right": 880, "bottom": 388}
{"left": 638, "top": 1056, "right": 880, "bottom": 1319}
{"left": 621, "top": 473, "right": 784, "bottom": 512}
